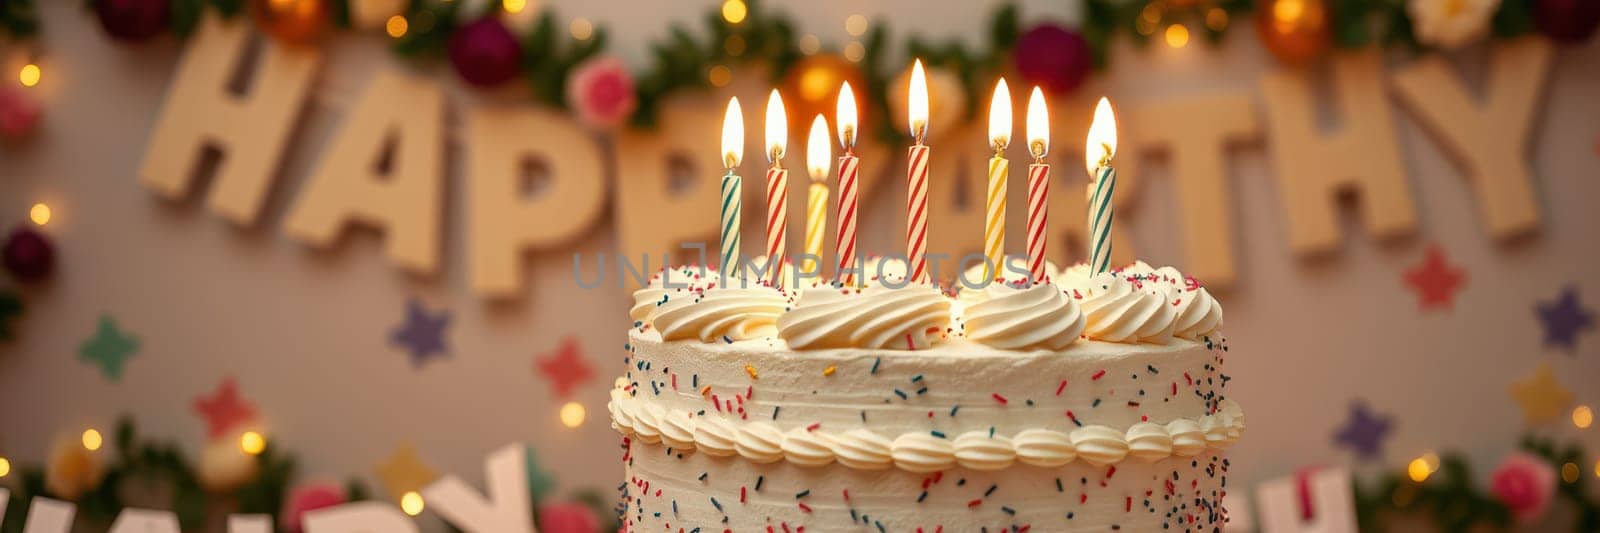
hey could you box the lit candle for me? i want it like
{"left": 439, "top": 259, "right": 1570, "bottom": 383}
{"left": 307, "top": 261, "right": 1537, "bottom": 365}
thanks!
{"left": 1025, "top": 87, "right": 1051, "bottom": 284}
{"left": 985, "top": 78, "right": 1012, "bottom": 282}
{"left": 719, "top": 97, "right": 744, "bottom": 280}
{"left": 1085, "top": 97, "right": 1119, "bottom": 274}
{"left": 835, "top": 82, "right": 861, "bottom": 287}
{"left": 905, "top": 59, "right": 931, "bottom": 285}
{"left": 764, "top": 89, "right": 789, "bottom": 286}
{"left": 804, "top": 114, "right": 830, "bottom": 278}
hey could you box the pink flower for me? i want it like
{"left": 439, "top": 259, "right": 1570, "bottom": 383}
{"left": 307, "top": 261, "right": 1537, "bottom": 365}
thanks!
{"left": 565, "top": 57, "right": 636, "bottom": 129}
{"left": 1490, "top": 452, "right": 1557, "bottom": 523}
{"left": 538, "top": 501, "right": 600, "bottom": 533}
{"left": 280, "top": 480, "right": 347, "bottom": 533}
{"left": 0, "top": 87, "right": 41, "bottom": 140}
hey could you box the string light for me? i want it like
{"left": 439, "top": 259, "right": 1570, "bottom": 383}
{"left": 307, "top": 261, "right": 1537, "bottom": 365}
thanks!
{"left": 400, "top": 491, "right": 425, "bottom": 516}
{"left": 570, "top": 18, "right": 593, "bottom": 40}
{"left": 559, "top": 401, "right": 586, "bottom": 428}
{"left": 843, "top": 41, "right": 865, "bottom": 62}
{"left": 0, "top": 457, "right": 10, "bottom": 478}
{"left": 240, "top": 431, "right": 266, "bottom": 455}
{"left": 502, "top": 0, "right": 527, "bottom": 14}
{"left": 1562, "top": 462, "right": 1580, "bottom": 483}
{"left": 1573, "top": 405, "right": 1593, "bottom": 429}
{"left": 82, "top": 429, "right": 103, "bottom": 451}
{"left": 1165, "top": 24, "right": 1190, "bottom": 48}
{"left": 1406, "top": 453, "right": 1438, "bottom": 482}
{"left": 19, "top": 63, "right": 40, "bottom": 88}
{"left": 385, "top": 15, "right": 408, "bottom": 38}
{"left": 1206, "top": 7, "right": 1230, "bottom": 31}
{"left": 845, "top": 14, "right": 868, "bottom": 36}
{"left": 721, "top": 0, "right": 747, "bottom": 24}
{"left": 725, "top": 35, "right": 747, "bottom": 56}
{"left": 30, "top": 203, "right": 50, "bottom": 226}
{"left": 708, "top": 65, "right": 732, "bottom": 87}
{"left": 799, "top": 34, "right": 821, "bottom": 55}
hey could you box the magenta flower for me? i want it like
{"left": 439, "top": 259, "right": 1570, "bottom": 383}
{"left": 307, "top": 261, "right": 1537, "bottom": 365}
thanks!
{"left": 0, "top": 87, "right": 41, "bottom": 140}
{"left": 1490, "top": 452, "right": 1557, "bottom": 523}
{"left": 565, "top": 56, "right": 637, "bottom": 129}
{"left": 538, "top": 501, "right": 600, "bottom": 533}
{"left": 281, "top": 480, "right": 347, "bottom": 533}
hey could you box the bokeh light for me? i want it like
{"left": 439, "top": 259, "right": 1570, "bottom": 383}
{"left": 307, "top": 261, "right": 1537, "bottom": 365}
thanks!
{"left": 560, "top": 401, "right": 587, "bottom": 428}
{"left": 721, "top": 0, "right": 747, "bottom": 24}
{"left": 19, "top": 64, "right": 40, "bottom": 88}
{"left": 30, "top": 203, "right": 50, "bottom": 226}
{"left": 240, "top": 431, "right": 266, "bottom": 455}
{"left": 570, "top": 18, "right": 593, "bottom": 40}
{"left": 1573, "top": 405, "right": 1592, "bottom": 429}
{"left": 385, "top": 16, "right": 408, "bottom": 38}
{"left": 1165, "top": 24, "right": 1190, "bottom": 48}
{"left": 82, "top": 429, "right": 103, "bottom": 451}
{"left": 401, "top": 491, "right": 425, "bottom": 515}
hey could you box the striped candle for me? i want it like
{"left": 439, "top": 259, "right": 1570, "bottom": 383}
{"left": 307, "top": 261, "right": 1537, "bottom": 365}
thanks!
{"left": 720, "top": 172, "right": 742, "bottom": 279}
{"left": 763, "top": 90, "right": 789, "bottom": 286}
{"left": 803, "top": 182, "right": 826, "bottom": 276}
{"left": 985, "top": 156, "right": 1008, "bottom": 281}
{"left": 906, "top": 144, "right": 931, "bottom": 285}
{"left": 836, "top": 153, "right": 859, "bottom": 286}
{"left": 1027, "top": 162, "right": 1051, "bottom": 283}
{"left": 1087, "top": 166, "right": 1116, "bottom": 274}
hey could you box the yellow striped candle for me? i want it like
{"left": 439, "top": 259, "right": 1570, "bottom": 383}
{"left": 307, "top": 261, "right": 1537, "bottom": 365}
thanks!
{"left": 803, "top": 114, "right": 831, "bottom": 277}
{"left": 719, "top": 97, "right": 744, "bottom": 279}
{"left": 984, "top": 79, "right": 1012, "bottom": 282}
{"left": 1084, "top": 97, "right": 1119, "bottom": 275}
{"left": 764, "top": 90, "right": 789, "bottom": 285}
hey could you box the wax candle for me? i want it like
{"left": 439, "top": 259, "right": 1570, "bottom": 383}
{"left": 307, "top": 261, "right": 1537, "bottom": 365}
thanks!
{"left": 764, "top": 90, "right": 789, "bottom": 285}
{"left": 1025, "top": 87, "right": 1051, "bottom": 284}
{"left": 803, "top": 114, "right": 830, "bottom": 278}
{"left": 905, "top": 60, "right": 931, "bottom": 285}
{"left": 985, "top": 78, "right": 1012, "bottom": 282}
{"left": 835, "top": 82, "right": 861, "bottom": 287}
{"left": 719, "top": 97, "right": 744, "bottom": 280}
{"left": 1085, "top": 97, "right": 1119, "bottom": 274}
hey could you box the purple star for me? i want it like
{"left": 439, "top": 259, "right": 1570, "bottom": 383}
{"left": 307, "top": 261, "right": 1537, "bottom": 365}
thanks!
{"left": 1333, "top": 400, "right": 1392, "bottom": 460}
{"left": 1537, "top": 285, "right": 1593, "bottom": 353}
{"left": 391, "top": 298, "right": 450, "bottom": 368}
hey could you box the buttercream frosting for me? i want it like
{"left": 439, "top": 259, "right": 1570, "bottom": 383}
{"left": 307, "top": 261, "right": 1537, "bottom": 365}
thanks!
{"left": 778, "top": 285, "right": 952, "bottom": 350}
{"left": 964, "top": 282, "right": 1086, "bottom": 351}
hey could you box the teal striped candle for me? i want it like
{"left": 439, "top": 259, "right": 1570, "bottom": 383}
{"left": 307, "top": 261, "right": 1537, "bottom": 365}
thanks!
{"left": 1087, "top": 165, "right": 1116, "bottom": 274}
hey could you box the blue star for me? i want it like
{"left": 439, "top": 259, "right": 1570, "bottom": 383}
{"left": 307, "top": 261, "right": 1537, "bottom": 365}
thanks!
{"left": 1333, "top": 400, "right": 1392, "bottom": 460}
{"left": 390, "top": 298, "right": 450, "bottom": 368}
{"left": 1537, "top": 285, "right": 1593, "bottom": 353}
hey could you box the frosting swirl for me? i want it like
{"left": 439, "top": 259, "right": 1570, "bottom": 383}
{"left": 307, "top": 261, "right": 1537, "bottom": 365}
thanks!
{"left": 1153, "top": 266, "right": 1222, "bottom": 340}
{"left": 1069, "top": 272, "right": 1177, "bottom": 343}
{"left": 692, "top": 416, "right": 738, "bottom": 457}
{"left": 629, "top": 266, "right": 720, "bottom": 325}
{"left": 780, "top": 427, "right": 836, "bottom": 467}
{"left": 1125, "top": 422, "right": 1174, "bottom": 462}
{"left": 631, "top": 403, "right": 664, "bottom": 444}
{"left": 1165, "top": 418, "right": 1206, "bottom": 457}
{"left": 964, "top": 282, "right": 1085, "bottom": 351}
{"left": 778, "top": 285, "right": 952, "bottom": 350}
{"left": 1071, "top": 425, "right": 1130, "bottom": 467}
{"left": 953, "top": 432, "right": 1016, "bottom": 471}
{"left": 734, "top": 422, "right": 785, "bottom": 463}
{"left": 653, "top": 286, "right": 789, "bottom": 342}
{"left": 1013, "top": 429, "right": 1076, "bottom": 467}
{"left": 891, "top": 433, "right": 956, "bottom": 473}
{"left": 833, "top": 429, "right": 893, "bottom": 470}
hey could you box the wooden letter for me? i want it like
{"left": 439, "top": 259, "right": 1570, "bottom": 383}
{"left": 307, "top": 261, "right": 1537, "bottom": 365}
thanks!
{"left": 1391, "top": 37, "right": 1552, "bottom": 239}
{"left": 21, "top": 497, "right": 73, "bottom": 533}
{"left": 420, "top": 444, "right": 533, "bottom": 533}
{"left": 303, "top": 503, "right": 418, "bottom": 533}
{"left": 138, "top": 14, "right": 321, "bottom": 225}
{"left": 1257, "top": 468, "right": 1357, "bottom": 533}
{"left": 283, "top": 70, "right": 444, "bottom": 275}
{"left": 1260, "top": 49, "right": 1416, "bottom": 255}
{"left": 613, "top": 100, "right": 724, "bottom": 290}
{"left": 107, "top": 509, "right": 179, "bottom": 533}
{"left": 467, "top": 106, "right": 606, "bottom": 297}
{"left": 1127, "top": 93, "right": 1260, "bottom": 286}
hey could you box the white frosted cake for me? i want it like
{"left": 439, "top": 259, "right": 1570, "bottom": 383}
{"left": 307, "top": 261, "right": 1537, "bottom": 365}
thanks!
{"left": 610, "top": 259, "right": 1241, "bottom": 532}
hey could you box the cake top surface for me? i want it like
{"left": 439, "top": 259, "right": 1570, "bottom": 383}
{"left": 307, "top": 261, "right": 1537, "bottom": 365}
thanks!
{"left": 629, "top": 257, "right": 1223, "bottom": 352}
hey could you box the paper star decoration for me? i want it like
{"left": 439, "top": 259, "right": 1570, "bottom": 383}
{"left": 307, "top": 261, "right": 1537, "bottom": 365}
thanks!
{"left": 1536, "top": 285, "right": 1594, "bottom": 352}
{"left": 375, "top": 442, "right": 439, "bottom": 502}
{"left": 1333, "top": 400, "right": 1393, "bottom": 460}
{"left": 390, "top": 298, "right": 451, "bottom": 369}
{"left": 78, "top": 314, "right": 139, "bottom": 381}
{"left": 1402, "top": 245, "right": 1466, "bottom": 311}
{"left": 536, "top": 335, "right": 594, "bottom": 400}
{"left": 1508, "top": 362, "right": 1573, "bottom": 424}
{"left": 193, "top": 376, "right": 258, "bottom": 439}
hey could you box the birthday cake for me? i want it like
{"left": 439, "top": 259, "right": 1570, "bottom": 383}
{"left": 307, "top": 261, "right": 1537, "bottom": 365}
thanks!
{"left": 609, "top": 259, "right": 1242, "bottom": 532}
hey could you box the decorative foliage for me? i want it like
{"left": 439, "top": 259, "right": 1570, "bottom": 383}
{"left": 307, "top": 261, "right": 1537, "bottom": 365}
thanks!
{"left": 1012, "top": 23, "right": 1093, "bottom": 95}
{"left": 3, "top": 226, "right": 55, "bottom": 281}
{"left": 78, "top": 314, "right": 139, "bottom": 382}
{"left": 0, "top": 289, "right": 22, "bottom": 341}
{"left": 448, "top": 15, "right": 523, "bottom": 88}
{"left": 91, "top": 0, "right": 172, "bottom": 42}
{"left": 1534, "top": 0, "right": 1600, "bottom": 43}
{"left": 1408, "top": 0, "right": 1502, "bottom": 49}
{"left": 0, "top": 0, "right": 39, "bottom": 38}
{"left": 0, "top": 87, "right": 43, "bottom": 140}
{"left": 1490, "top": 451, "right": 1558, "bottom": 523}
{"left": 249, "top": 0, "right": 330, "bottom": 45}
{"left": 565, "top": 56, "right": 637, "bottom": 129}
{"left": 1256, "top": 0, "right": 1333, "bottom": 64}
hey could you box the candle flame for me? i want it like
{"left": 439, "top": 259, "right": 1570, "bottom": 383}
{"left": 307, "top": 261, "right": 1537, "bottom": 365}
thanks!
{"left": 908, "top": 59, "right": 928, "bottom": 141}
{"left": 988, "top": 78, "right": 1011, "bottom": 152}
{"left": 1026, "top": 87, "right": 1049, "bottom": 159}
{"left": 837, "top": 81, "right": 857, "bottom": 149}
{"left": 766, "top": 89, "right": 787, "bottom": 163}
{"left": 806, "top": 114, "right": 830, "bottom": 182}
{"left": 722, "top": 97, "right": 743, "bottom": 169}
{"left": 1084, "top": 97, "right": 1117, "bottom": 175}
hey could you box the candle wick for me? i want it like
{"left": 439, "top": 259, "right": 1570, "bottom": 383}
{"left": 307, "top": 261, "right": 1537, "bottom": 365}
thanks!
{"left": 912, "top": 122, "right": 927, "bottom": 145}
{"left": 1097, "top": 143, "right": 1114, "bottom": 167}
{"left": 769, "top": 147, "right": 785, "bottom": 168}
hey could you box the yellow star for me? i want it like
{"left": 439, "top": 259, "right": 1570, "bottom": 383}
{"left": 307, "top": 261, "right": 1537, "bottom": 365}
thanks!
{"left": 375, "top": 442, "right": 438, "bottom": 502}
{"left": 1508, "top": 362, "right": 1574, "bottom": 424}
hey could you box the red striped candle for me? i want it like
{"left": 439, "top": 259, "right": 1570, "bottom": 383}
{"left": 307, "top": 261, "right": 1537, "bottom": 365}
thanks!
{"left": 765, "top": 166, "right": 788, "bottom": 284}
{"left": 836, "top": 153, "right": 859, "bottom": 286}
{"left": 1026, "top": 162, "right": 1050, "bottom": 283}
{"left": 906, "top": 144, "right": 930, "bottom": 285}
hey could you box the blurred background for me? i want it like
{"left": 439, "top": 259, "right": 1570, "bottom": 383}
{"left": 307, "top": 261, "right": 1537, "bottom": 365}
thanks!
{"left": 0, "top": 0, "right": 1597, "bottom": 531}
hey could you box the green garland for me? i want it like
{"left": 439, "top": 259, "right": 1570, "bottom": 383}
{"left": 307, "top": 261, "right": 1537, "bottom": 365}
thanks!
{"left": 0, "top": 0, "right": 38, "bottom": 39}
{"left": 1354, "top": 435, "right": 1600, "bottom": 533}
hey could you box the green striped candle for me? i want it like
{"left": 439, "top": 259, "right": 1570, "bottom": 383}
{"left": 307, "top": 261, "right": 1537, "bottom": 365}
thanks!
{"left": 720, "top": 97, "right": 745, "bottom": 280}
{"left": 1084, "top": 97, "right": 1119, "bottom": 274}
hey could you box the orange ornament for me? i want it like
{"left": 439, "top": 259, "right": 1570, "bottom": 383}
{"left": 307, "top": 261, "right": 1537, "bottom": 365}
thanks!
{"left": 779, "top": 54, "right": 868, "bottom": 137}
{"left": 251, "top": 0, "right": 331, "bottom": 45}
{"left": 1254, "top": 0, "right": 1332, "bottom": 65}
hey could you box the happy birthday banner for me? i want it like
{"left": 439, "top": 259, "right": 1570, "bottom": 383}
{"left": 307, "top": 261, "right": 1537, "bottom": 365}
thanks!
{"left": 136, "top": 14, "right": 1556, "bottom": 297}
